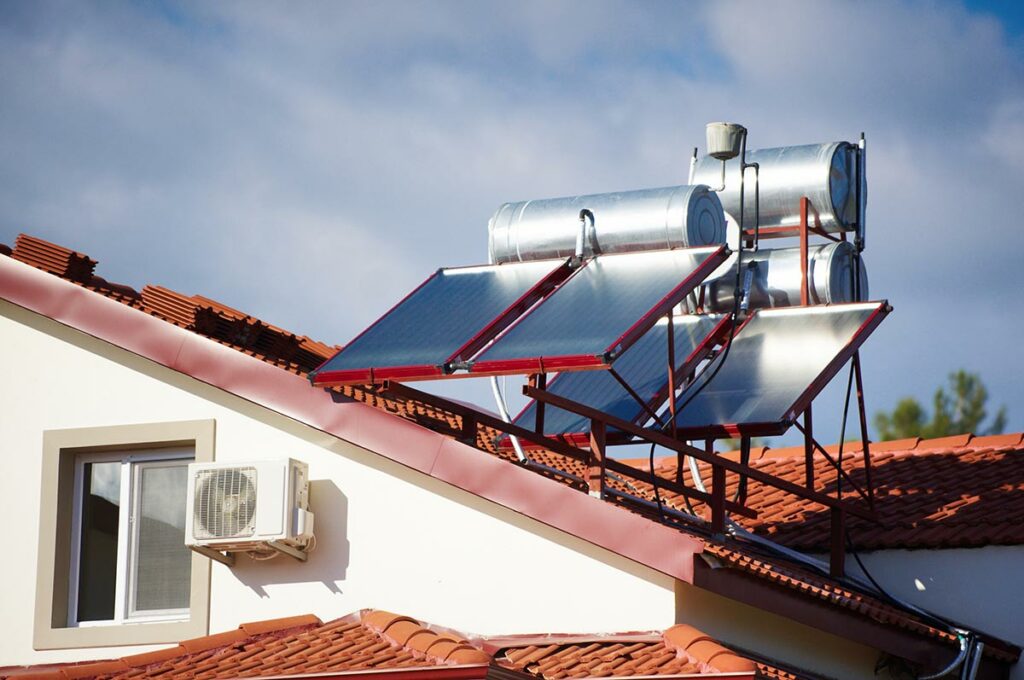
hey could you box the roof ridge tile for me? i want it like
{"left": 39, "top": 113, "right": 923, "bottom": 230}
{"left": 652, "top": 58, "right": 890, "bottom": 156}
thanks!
{"left": 239, "top": 614, "right": 322, "bottom": 637}
{"left": 179, "top": 628, "right": 250, "bottom": 654}
{"left": 917, "top": 433, "right": 974, "bottom": 450}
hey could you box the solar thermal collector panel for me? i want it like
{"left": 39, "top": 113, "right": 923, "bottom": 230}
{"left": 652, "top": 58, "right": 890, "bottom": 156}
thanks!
{"left": 469, "top": 246, "right": 729, "bottom": 376}
{"left": 671, "top": 301, "right": 889, "bottom": 438}
{"left": 310, "top": 258, "right": 573, "bottom": 386}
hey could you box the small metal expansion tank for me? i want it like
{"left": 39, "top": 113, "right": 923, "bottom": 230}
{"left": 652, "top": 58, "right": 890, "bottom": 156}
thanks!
{"left": 488, "top": 184, "right": 727, "bottom": 264}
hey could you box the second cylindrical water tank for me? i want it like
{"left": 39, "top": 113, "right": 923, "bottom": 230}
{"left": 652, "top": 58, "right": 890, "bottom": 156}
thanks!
{"left": 702, "top": 241, "right": 868, "bottom": 313}
{"left": 691, "top": 142, "right": 860, "bottom": 234}
{"left": 488, "top": 184, "right": 727, "bottom": 264}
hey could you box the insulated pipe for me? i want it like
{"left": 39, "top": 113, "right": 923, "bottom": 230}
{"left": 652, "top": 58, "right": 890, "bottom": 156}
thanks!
{"left": 964, "top": 641, "right": 984, "bottom": 680}
{"left": 489, "top": 375, "right": 527, "bottom": 463}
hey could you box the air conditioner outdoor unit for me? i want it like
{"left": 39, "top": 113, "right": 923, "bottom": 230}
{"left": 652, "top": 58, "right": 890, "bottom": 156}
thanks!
{"left": 185, "top": 458, "right": 314, "bottom": 564}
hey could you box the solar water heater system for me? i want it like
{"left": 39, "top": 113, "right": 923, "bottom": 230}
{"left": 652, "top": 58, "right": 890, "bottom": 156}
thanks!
{"left": 309, "top": 121, "right": 886, "bottom": 579}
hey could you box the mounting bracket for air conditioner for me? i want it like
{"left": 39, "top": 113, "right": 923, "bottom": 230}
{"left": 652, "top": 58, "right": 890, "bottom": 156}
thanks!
{"left": 266, "top": 541, "right": 309, "bottom": 562}
{"left": 188, "top": 542, "right": 308, "bottom": 566}
{"left": 189, "top": 545, "right": 236, "bottom": 567}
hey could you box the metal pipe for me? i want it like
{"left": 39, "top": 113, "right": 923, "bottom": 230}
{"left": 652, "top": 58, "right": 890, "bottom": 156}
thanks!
{"left": 489, "top": 376, "right": 527, "bottom": 463}
{"left": 920, "top": 635, "right": 970, "bottom": 680}
{"left": 748, "top": 162, "right": 760, "bottom": 251}
{"left": 575, "top": 209, "right": 593, "bottom": 262}
{"left": 603, "top": 487, "right": 705, "bottom": 526}
{"left": 688, "top": 147, "right": 698, "bottom": 184}
{"left": 857, "top": 133, "right": 867, "bottom": 252}
{"left": 963, "top": 641, "right": 984, "bottom": 680}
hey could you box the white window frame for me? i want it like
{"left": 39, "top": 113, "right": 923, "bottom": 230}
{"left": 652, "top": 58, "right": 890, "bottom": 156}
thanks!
{"left": 67, "top": 447, "right": 193, "bottom": 628}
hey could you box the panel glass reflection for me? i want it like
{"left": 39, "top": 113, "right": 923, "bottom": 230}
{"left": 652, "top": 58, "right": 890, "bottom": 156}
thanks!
{"left": 318, "top": 259, "right": 562, "bottom": 372}
{"left": 475, "top": 248, "right": 718, "bottom": 363}
{"left": 673, "top": 303, "right": 882, "bottom": 432}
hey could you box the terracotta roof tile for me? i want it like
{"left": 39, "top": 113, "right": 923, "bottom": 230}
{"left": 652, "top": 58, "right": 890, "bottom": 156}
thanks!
{"left": 3, "top": 611, "right": 820, "bottom": 679}
{"left": 917, "top": 433, "right": 974, "bottom": 449}
{"left": 239, "top": 614, "right": 321, "bottom": 637}
{"left": 869, "top": 437, "right": 920, "bottom": 452}
{"left": 179, "top": 628, "right": 249, "bottom": 654}
{"left": 492, "top": 628, "right": 789, "bottom": 678}
{"left": 11, "top": 234, "right": 98, "bottom": 282}
{"left": 972, "top": 432, "right": 1024, "bottom": 449}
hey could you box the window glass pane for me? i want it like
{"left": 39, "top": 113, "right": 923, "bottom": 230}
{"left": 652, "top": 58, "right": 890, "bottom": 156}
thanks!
{"left": 132, "top": 463, "right": 191, "bottom": 613}
{"left": 77, "top": 461, "right": 121, "bottom": 622}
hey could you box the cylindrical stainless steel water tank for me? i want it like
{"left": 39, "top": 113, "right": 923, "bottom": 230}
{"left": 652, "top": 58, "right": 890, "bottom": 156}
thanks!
{"left": 488, "top": 185, "right": 727, "bottom": 264}
{"left": 691, "top": 142, "right": 860, "bottom": 234}
{"left": 702, "top": 241, "right": 868, "bottom": 312}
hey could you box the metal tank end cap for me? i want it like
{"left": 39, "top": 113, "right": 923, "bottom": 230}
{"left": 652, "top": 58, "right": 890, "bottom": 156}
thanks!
{"left": 706, "top": 122, "right": 746, "bottom": 161}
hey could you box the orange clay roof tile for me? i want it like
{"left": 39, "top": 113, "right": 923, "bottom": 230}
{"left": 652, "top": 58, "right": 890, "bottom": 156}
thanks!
{"left": 239, "top": 614, "right": 322, "bottom": 637}
{"left": 972, "top": 432, "right": 1024, "bottom": 449}
{"left": 662, "top": 624, "right": 713, "bottom": 653}
{"left": 6, "top": 610, "right": 813, "bottom": 679}
{"left": 647, "top": 432, "right": 1024, "bottom": 553}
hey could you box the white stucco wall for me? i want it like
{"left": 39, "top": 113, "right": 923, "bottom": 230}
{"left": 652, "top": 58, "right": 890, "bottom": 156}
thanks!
{"left": 0, "top": 301, "right": 675, "bottom": 666}
{"left": 830, "top": 546, "right": 1024, "bottom": 679}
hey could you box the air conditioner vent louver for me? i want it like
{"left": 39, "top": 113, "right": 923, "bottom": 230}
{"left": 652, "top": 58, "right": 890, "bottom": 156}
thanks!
{"left": 193, "top": 466, "right": 257, "bottom": 539}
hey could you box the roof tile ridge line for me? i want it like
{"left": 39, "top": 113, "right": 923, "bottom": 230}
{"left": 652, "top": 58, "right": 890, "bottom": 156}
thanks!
{"left": 56, "top": 658, "right": 130, "bottom": 679}
{"left": 117, "top": 614, "right": 324, "bottom": 671}
{"left": 360, "top": 610, "right": 490, "bottom": 666}
{"left": 12, "top": 233, "right": 334, "bottom": 360}
{"left": 0, "top": 254, "right": 198, "bottom": 371}
{"left": 661, "top": 624, "right": 755, "bottom": 674}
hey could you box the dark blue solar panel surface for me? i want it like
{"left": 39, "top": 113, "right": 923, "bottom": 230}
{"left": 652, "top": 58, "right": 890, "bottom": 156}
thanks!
{"left": 473, "top": 248, "right": 721, "bottom": 364}
{"left": 318, "top": 259, "right": 563, "bottom": 372}
{"left": 673, "top": 303, "right": 882, "bottom": 430}
{"left": 513, "top": 315, "right": 723, "bottom": 436}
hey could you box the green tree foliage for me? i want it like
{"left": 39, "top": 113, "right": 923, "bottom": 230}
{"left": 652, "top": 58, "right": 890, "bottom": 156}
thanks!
{"left": 874, "top": 370, "right": 1007, "bottom": 441}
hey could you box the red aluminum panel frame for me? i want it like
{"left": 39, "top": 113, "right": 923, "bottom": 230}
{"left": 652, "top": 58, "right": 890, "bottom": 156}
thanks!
{"left": 468, "top": 245, "right": 730, "bottom": 377}
{"left": 671, "top": 301, "right": 891, "bottom": 439}
{"left": 311, "top": 259, "right": 574, "bottom": 387}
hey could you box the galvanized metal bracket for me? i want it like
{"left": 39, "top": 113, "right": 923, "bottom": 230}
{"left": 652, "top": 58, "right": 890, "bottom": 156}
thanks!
{"left": 189, "top": 545, "right": 235, "bottom": 567}
{"left": 266, "top": 541, "right": 309, "bottom": 562}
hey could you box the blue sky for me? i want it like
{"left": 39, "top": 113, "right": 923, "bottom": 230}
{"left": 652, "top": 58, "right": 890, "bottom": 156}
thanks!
{"left": 1, "top": 0, "right": 1022, "bottom": 446}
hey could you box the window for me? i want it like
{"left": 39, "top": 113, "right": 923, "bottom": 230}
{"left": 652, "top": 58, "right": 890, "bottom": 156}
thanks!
{"left": 34, "top": 420, "right": 213, "bottom": 650}
{"left": 69, "top": 450, "right": 192, "bottom": 627}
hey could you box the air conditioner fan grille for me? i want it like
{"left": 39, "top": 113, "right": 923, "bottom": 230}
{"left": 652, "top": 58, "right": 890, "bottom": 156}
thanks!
{"left": 193, "top": 466, "right": 257, "bottom": 539}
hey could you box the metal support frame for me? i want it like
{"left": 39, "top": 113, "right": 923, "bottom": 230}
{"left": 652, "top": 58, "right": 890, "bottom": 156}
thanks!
{"left": 530, "top": 373, "right": 547, "bottom": 437}
{"left": 830, "top": 507, "right": 846, "bottom": 577}
{"left": 525, "top": 386, "right": 875, "bottom": 520}
{"left": 189, "top": 541, "right": 309, "bottom": 565}
{"left": 355, "top": 187, "right": 881, "bottom": 581}
{"left": 266, "top": 540, "right": 309, "bottom": 562}
{"left": 804, "top": 404, "right": 814, "bottom": 488}
{"left": 589, "top": 419, "right": 606, "bottom": 498}
{"left": 189, "top": 545, "right": 235, "bottom": 567}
